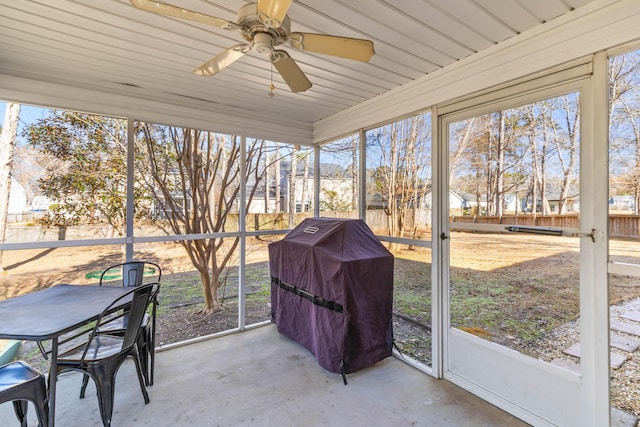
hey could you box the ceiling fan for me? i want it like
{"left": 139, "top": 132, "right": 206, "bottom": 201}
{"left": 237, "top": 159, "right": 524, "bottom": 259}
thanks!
{"left": 130, "top": 0, "right": 375, "bottom": 93}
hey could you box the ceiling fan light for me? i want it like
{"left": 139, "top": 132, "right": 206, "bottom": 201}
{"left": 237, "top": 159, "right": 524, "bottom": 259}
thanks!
{"left": 254, "top": 32, "right": 274, "bottom": 54}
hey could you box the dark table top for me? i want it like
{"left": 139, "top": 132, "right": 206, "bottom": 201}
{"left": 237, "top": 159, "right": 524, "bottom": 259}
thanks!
{"left": 0, "top": 284, "right": 133, "bottom": 341}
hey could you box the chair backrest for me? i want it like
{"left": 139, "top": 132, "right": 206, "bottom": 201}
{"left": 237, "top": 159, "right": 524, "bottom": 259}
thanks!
{"left": 120, "top": 282, "right": 160, "bottom": 350}
{"left": 99, "top": 260, "right": 162, "bottom": 287}
{"left": 122, "top": 262, "right": 145, "bottom": 287}
{"left": 81, "top": 282, "right": 160, "bottom": 361}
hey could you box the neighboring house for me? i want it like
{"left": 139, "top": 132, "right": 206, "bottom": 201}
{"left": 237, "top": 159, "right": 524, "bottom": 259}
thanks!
{"left": 423, "top": 189, "right": 470, "bottom": 213}
{"left": 2, "top": 176, "right": 53, "bottom": 222}
{"left": 547, "top": 195, "right": 580, "bottom": 213}
{"left": 448, "top": 190, "right": 468, "bottom": 213}
{"left": 245, "top": 161, "right": 354, "bottom": 214}
{"left": 502, "top": 194, "right": 530, "bottom": 214}
{"left": 7, "top": 176, "right": 28, "bottom": 214}
{"left": 609, "top": 195, "right": 635, "bottom": 212}
{"left": 366, "top": 193, "right": 386, "bottom": 210}
{"left": 6, "top": 176, "right": 53, "bottom": 214}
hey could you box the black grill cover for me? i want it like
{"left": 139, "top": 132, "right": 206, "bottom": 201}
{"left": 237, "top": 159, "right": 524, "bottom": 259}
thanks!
{"left": 269, "top": 217, "right": 394, "bottom": 375}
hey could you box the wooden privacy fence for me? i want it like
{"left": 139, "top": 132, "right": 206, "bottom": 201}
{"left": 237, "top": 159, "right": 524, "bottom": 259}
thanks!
{"left": 452, "top": 214, "right": 640, "bottom": 239}
{"left": 608, "top": 214, "right": 640, "bottom": 238}
{"left": 451, "top": 214, "right": 580, "bottom": 229}
{"left": 6, "top": 213, "right": 640, "bottom": 243}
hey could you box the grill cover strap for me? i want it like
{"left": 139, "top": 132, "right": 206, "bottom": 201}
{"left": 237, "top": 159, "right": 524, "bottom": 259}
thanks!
{"left": 271, "top": 275, "right": 343, "bottom": 313}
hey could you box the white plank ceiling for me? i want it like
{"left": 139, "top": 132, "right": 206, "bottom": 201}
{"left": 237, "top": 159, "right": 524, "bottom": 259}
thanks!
{"left": 0, "top": 0, "right": 599, "bottom": 133}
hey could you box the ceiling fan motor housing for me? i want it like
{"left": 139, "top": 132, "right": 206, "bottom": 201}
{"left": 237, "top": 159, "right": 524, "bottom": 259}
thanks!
{"left": 237, "top": 3, "right": 290, "bottom": 50}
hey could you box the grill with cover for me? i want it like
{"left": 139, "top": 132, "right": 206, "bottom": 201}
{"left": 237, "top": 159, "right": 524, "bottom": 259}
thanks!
{"left": 269, "top": 218, "right": 394, "bottom": 381}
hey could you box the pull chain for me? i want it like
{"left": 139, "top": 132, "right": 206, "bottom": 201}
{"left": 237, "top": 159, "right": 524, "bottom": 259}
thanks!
{"left": 268, "top": 63, "right": 275, "bottom": 97}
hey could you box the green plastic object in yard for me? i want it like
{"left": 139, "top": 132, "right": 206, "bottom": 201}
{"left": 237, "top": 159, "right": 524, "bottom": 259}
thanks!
{"left": 85, "top": 266, "right": 157, "bottom": 280}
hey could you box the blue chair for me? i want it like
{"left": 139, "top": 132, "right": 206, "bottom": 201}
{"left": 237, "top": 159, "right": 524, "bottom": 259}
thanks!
{"left": 0, "top": 360, "right": 48, "bottom": 427}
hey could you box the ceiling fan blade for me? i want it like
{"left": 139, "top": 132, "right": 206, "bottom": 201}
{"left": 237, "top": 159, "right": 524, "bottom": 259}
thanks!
{"left": 289, "top": 33, "right": 375, "bottom": 62}
{"left": 130, "top": 0, "right": 239, "bottom": 30}
{"left": 193, "top": 45, "right": 249, "bottom": 76}
{"left": 257, "top": 0, "right": 292, "bottom": 28}
{"left": 270, "top": 50, "right": 312, "bottom": 93}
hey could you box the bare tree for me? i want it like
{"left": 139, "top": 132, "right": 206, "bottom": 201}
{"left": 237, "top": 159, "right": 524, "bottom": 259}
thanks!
{"left": 263, "top": 144, "right": 271, "bottom": 212}
{"left": 451, "top": 103, "right": 558, "bottom": 216}
{"left": 138, "top": 124, "right": 268, "bottom": 314}
{"left": 370, "top": 114, "right": 431, "bottom": 245}
{"left": 450, "top": 115, "right": 495, "bottom": 215}
{"left": 609, "top": 52, "right": 640, "bottom": 213}
{"left": 299, "top": 148, "right": 310, "bottom": 213}
{"left": 274, "top": 144, "right": 281, "bottom": 212}
{"left": 521, "top": 103, "right": 550, "bottom": 214}
{"left": 351, "top": 136, "right": 358, "bottom": 211}
{"left": 553, "top": 95, "right": 580, "bottom": 214}
{"left": 287, "top": 146, "right": 298, "bottom": 227}
{"left": 0, "top": 103, "right": 20, "bottom": 271}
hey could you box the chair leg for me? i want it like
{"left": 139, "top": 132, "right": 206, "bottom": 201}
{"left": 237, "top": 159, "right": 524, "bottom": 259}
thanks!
{"left": 132, "top": 352, "right": 150, "bottom": 405}
{"left": 149, "top": 339, "right": 155, "bottom": 386}
{"left": 34, "top": 376, "right": 50, "bottom": 427}
{"left": 144, "top": 324, "right": 154, "bottom": 386}
{"left": 12, "top": 400, "right": 28, "bottom": 427}
{"left": 88, "top": 364, "right": 118, "bottom": 427}
{"left": 137, "top": 331, "right": 149, "bottom": 386}
{"left": 80, "top": 373, "right": 91, "bottom": 398}
{"left": 150, "top": 302, "right": 157, "bottom": 386}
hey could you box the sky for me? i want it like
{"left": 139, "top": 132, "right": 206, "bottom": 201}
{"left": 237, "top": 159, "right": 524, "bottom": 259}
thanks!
{"left": 0, "top": 101, "right": 51, "bottom": 145}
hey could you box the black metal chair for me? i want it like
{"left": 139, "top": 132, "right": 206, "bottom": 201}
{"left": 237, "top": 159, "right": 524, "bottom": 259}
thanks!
{"left": 57, "top": 282, "right": 159, "bottom": 427}
{"left": 80, "top": 260, "right": 161, "bottom": 397}
{"left": 0, "top": 360, "right": 48, "bottom": 427}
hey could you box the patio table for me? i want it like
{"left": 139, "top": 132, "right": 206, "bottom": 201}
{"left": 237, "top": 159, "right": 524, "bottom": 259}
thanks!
{"left": 0, "top": 284, "right": 133, "bottom": 427}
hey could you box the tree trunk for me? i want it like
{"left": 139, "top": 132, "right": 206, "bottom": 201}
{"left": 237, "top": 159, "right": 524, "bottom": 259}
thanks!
{"left": 288, "top": 150, "right": 298, "bottom": 227}
{"left": 300, "top": 151, "right": 309, "bottom": 212}
{"left": 275, "top": 145, "right": 281, "bottom": 212}
{"left": 495, "top": 112, "right": 506, "bottom": 217}
{"left": 530, "top": 134, "right": 539, "bottom": 214}
{"left": 351, "top": 136, "right": 358, "bottom": 211}
{"left": 540, "top": 128, "right": 549, "bottom": 215}
{"left": 556, "top": 96, "right": 579, "bottom": 215}
{"left": 200, "top": 267, "right": 224, "bottom": 314}
{"left": 486, "top": 127, "right": 494, "bottom": 215}
{"left": 264, "top": 147, "right": 270, "bottom": 213}
{"left": 0, "top": 103, "right": 20, "bottom": 272}
{"left": 626, "top": 103, "right": 640, "bottom": 215}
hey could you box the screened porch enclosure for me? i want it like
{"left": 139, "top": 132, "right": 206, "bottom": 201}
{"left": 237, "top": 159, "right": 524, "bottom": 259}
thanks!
{"left": 1, "top": 1, "right": 640, "bottom": 426}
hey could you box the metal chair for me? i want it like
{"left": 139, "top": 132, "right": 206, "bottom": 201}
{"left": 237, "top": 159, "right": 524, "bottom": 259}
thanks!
{"left": 57, "top": 282, "right": 159, "bottom": 427}
{"left": 0, "top": 360, "right": 48, "bottom": 427}
{"left": 80, "top": 260, "right": 161, "bottom": 397}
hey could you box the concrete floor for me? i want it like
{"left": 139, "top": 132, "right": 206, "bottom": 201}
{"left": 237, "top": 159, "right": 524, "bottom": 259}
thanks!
{"left": 2, "top": 324, "right": 529, "bottom": 426}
